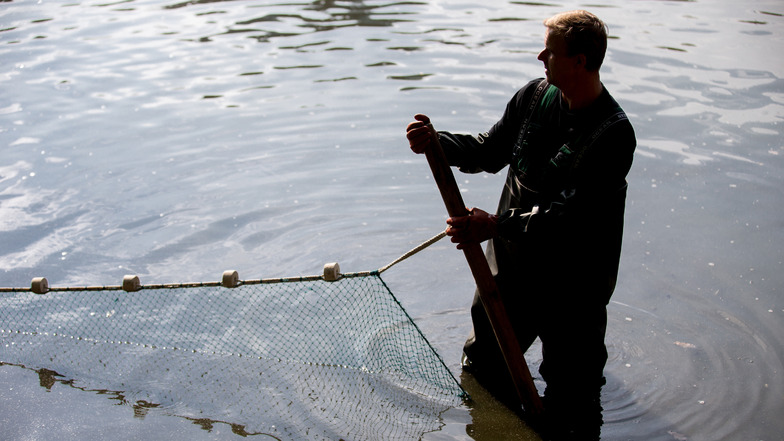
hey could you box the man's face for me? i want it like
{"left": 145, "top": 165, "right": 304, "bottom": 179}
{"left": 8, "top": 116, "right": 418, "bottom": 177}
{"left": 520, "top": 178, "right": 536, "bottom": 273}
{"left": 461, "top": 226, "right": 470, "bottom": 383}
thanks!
{"left": 537, "top": 29, "right": 577, "bottom": 89}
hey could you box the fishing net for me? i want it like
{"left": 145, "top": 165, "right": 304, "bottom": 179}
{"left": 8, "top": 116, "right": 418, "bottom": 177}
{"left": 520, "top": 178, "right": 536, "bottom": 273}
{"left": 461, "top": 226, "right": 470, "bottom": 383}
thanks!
{"left": 0, "top": 258, "right": 465, "bottom": 440}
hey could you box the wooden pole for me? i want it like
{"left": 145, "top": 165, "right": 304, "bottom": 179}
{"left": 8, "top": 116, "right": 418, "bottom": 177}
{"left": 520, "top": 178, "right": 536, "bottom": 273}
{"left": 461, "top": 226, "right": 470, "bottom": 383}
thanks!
{"left": 423, "top": 124, "right": 544, "bottom": 417}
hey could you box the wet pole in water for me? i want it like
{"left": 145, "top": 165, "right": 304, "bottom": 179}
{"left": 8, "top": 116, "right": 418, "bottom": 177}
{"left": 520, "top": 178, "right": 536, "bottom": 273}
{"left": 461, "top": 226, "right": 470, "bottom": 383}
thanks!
{"left": 423, "top": 123, "right": 544, "bottom": 418}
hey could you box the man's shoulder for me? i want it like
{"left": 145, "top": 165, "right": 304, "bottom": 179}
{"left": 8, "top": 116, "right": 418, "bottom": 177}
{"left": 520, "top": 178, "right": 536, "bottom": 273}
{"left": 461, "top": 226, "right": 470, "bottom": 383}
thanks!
{"left": 588, "top": 88, "right": 634, "bottom": 132}
{"left": 504, "top": 78, "right": 551, "bottom": 119}
{"left": 598, "top": 87, "right": 630, "bottom": 118}
{"left": 511, "top": 78, "right": 548, "bottom": 103}
{"left": 591, "top": 90, "right": 637, "bottom": 151}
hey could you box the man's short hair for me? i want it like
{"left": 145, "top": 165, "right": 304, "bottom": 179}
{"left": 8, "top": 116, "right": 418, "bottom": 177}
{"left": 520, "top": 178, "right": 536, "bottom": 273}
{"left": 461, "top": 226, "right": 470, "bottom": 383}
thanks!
{"left": 544, "top": 10, "right": 608, "bottom": 72}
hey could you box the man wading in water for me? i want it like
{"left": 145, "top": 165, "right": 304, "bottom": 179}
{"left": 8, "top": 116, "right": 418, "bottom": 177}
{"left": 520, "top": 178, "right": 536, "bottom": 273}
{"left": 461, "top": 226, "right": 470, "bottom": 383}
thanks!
{"left": 406, "top": 10, "right": 636, "bottom": 440}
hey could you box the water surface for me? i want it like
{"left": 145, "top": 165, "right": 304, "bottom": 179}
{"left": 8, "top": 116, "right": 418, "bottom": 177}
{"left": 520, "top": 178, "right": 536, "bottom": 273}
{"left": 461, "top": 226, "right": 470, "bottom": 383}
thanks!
{"left": 2, "top": 1, "right": 783, "bottom": 440}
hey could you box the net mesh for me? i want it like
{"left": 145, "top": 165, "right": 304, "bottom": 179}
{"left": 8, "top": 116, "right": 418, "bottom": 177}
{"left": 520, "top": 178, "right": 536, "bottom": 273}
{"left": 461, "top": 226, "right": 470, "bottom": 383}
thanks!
{"left": 1, "top": 273, "right": 465, "bottom": 440}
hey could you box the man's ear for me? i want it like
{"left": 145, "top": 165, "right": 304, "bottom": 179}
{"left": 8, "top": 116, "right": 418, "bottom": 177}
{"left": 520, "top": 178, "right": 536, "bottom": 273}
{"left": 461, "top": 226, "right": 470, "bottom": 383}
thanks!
{"left": 575, "top": 53, "right": 587, "bottom": 69}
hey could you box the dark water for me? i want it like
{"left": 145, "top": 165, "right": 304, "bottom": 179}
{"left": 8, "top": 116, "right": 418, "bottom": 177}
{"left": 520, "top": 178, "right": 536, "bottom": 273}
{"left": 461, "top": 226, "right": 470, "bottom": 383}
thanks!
{"left": 1, "top": 1, "right": 783, "bottom": 440}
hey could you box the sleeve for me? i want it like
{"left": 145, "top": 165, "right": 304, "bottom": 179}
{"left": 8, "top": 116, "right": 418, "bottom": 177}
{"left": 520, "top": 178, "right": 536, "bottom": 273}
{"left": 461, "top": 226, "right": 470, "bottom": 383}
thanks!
{"left": 436, "top": 80, "right": 542, "bottom": 174}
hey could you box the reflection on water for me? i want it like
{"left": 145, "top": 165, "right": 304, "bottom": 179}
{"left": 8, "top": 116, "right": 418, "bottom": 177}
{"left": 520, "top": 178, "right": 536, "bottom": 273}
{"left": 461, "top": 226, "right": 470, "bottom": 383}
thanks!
{"left": 1, "top": 0, "right": 783, "bottom": 440}
{"left": 1, "top": 362, "right": 271, "bottom": 440}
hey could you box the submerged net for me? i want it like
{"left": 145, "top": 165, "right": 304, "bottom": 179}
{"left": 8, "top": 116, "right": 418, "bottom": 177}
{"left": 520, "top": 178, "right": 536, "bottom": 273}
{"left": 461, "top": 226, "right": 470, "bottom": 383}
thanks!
{"left": 0, "top": 255, "right": 465, "bottom": 439}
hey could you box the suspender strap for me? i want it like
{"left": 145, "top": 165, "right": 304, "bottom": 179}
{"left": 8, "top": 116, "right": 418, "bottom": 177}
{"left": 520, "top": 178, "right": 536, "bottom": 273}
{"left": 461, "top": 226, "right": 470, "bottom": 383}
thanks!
{"left": 571, "top": 109, "right": 628, "bottom": 169}
{"left": 512, "top": 79, "right": 550, "bottom": 162}
{"left": 526, "top": 79, "right": 550, "bottom": 121}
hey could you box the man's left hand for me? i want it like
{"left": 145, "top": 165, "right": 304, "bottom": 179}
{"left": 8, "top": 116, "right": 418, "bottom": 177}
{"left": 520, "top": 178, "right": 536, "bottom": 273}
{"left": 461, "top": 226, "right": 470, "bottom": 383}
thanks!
{"left": 446, "top": 207, "right": 498, "bottom": 250}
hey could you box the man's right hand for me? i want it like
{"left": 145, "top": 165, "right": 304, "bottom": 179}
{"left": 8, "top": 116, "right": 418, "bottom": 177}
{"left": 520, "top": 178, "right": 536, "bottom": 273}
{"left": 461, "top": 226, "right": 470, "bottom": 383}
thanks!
{"left": 405, "top": 114, "right": 434, "bottom": 154}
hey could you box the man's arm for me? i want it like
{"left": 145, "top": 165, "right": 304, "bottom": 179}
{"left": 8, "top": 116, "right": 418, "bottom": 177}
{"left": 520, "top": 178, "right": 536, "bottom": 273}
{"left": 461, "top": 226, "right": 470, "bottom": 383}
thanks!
{"left": 403, "top": 79, "right": 550, "bottom": 249}
{"left": 438, "top": 80, "right": 543, "bottom": 174}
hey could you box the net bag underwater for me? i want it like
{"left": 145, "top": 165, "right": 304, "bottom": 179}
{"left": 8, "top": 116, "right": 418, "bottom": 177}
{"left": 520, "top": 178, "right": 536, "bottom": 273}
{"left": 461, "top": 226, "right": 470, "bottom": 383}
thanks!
{"left": 1, "top": 233, "right": 466, "bottom": 440}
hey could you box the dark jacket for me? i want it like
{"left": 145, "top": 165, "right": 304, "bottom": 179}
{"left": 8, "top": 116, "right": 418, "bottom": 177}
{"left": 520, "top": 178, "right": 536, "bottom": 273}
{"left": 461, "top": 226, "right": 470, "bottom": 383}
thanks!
{"left": 439, "top": 79, "right": 636, "bottom": 307}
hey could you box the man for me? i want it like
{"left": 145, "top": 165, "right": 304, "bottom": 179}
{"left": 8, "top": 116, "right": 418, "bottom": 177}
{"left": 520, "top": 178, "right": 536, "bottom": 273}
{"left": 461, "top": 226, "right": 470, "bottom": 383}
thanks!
{"left": 405, "top": 10, "right": 636, "bottom": 440}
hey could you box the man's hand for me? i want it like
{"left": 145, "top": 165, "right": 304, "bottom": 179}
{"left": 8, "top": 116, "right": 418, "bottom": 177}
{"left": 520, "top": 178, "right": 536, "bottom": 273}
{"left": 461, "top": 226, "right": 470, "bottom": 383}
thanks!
{"left": 446, "top": 207, "right": 498, "bottom": 250}
{"left": 405, "top": 114, "right": 434, "bottom": 154}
